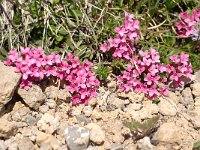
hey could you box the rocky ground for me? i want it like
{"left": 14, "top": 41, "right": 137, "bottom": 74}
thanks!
{"left": 1, "top": 61, "right": 200, "bottom": 150}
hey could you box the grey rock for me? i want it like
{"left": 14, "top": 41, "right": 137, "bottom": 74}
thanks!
{"left": 64, "top": 126, "right": 90, "bottom": 150}
{"left": 18, "top": 84, "right": 46, "bottom": 110}
{"left": 26, "top": 115, "right": 37, "bottom": 126}
{"left": 75, "top": 115, "right": 91, "bottom": 124}
{"left": 137, "top": 137, "right": 154, "bottom": 150}
{"left": 0, "top": 62, "right": 21, "bottom": 109}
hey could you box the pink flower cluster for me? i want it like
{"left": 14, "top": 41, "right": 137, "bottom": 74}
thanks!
{"left": 4, "top": 47, "right": 99, "bottom": 104}
{"left": 117, "top": 49, "right": 192, "bottom": 99}
{"left": 100, "top": 12, "right": 140, "bottom": 60}
{"left": 101, "top": 12, "right": 193, "bottom": 99}
{"left": 167, "top": 52, "right": 192, "bottom": 88}
{"left": 176, "top": 8, "right": 200, "bottom": 39}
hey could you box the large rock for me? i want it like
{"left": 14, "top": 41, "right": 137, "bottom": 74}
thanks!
{"left": 194, "top": 69, "right": 200, "bottom": 83}
{"left": 158, "top": 98, "right": 177, "bottom": 116}
{"left": 0, "top": 62, "right": 21, "bottom": 107}
{"left": 0, "top": 118, "right": 17, "bottom": 138}
{"left": 18, "top": 84, "right": 46, "bottom": 110}
{"left": 188, "top": 108, "right": 200, "bottom": 129}
{"left": 152, "top": 122, "right": 183, "bottom": 146}
{"left": 86, "top": 123, "right": 105, "bottom": 145}
{"left": 181, "top": 87, "right": 194, "bottom": 110}
{"left": 64, "top": 126, "right": 90, "bottom": 150}
{"left": 18, "top": 137, "right": 35, "bottom": 150}
{"left": 192, "top": 83, "right": 200, "bottom": 98}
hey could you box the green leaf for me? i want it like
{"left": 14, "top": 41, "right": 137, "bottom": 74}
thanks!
{"left": 53, "top": 0, "right": 60, "bottom": 4}
{"left": 95, "top": 64, "right": 110, "bottom": 81}
{"left": 56, "top": 35, "right": 63, "bottom": 42}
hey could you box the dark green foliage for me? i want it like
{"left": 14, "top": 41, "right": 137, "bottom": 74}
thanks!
{"left": 193, "top": 141, "right": 200, "bottom": 150}
{"left": 123, "top": 116, "right": 160, "bottom": 140}
{"left": 0, "top": 0, "right": 200, "bottom": 69}
{"left": 95, "top": 64, "right": 110, "bottom": 81}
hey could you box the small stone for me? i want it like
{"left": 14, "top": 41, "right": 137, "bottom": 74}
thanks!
{"left": 128, "top": 101, "right": 158, "bottom": 120}
{"left": 0, "top": 118, "right": 16, "bottom": 138}
{"left": 192, "top": 83, "right": 200, "bottom": 97}
{"left": 125, "top": 103, "right": 142, "bottom": 111}
{"left": 45, "top": 86, "right": 59, "bottom": 99}
{"left": 57, "top": 89, "right": 71, "bottom": 101}
{"left": 107, "top": 96, "right": 124, "bottom": 109}
{"left": 91, "top": 108, "right": 102, "bottom": 120}
{"left": 75, "top": 115, "right": 91, "bottom": 124}
{"left": 127, "top": 92, "right": 144, "bottom": 103}
{"left": 88, "top": 97, "right": 97, "bottom": 106}
{"left": 36, "top": 131, "right": 61, "bottom": 149}
{"left": 18, "top": 137, "right": 35, "bottom": 150}
{"left": 40, "top": 144, "right": 52, "bottom": 150}
{"left": 26, "top": 115, "right": 37, "bottom": 126}
{"left": 0, "top": 62, "right": 21, "bottom": 107}
{"left": 123, "top": 99, "right": 130, "bottom": 105}
{"left": 46, "top": 99, "right": 56, "bottom": 109}
{"left": 107, "top": 80, "right": 116, "bottom": 89}
{"left": 64, "top": 126, "right": 90, "bottom": 150}
{"left": 37, "top": 113, "right": 60, "bottom": 134}
{"left": 18, "top": 84, "right": 46, "bottom": 110}
{"left": 5, "top": 137, "right": 18, "bottom": 150}
{"left": 137, "top": 137, "right": 154, "bottom": 150}
{"left": 0, "top": 140, "right": 6, "bottom": 150}
{"left": 11, "top": 101, "right": 30, "bottom": 122}
{"left": 195, "top": 97, "right": 200, "bottom": 107}
{"left": 70, "top": 105, "right": 84, "bottom": 116}
{"left": 181, "top": 87, "right": 194, "bottom": 109}
{"left": 86, "top": 123, "right": 105, "bottom": 145}
{"left": 82, "top": 106, "right": 93, "bottom": 117}
{"left": 110, "top": 143, "right": 123, "bottom": 150}
{"left": 158, "top": 98, "right": 177, "bottom": 116}
{"left": 20, "top": 126, "right": 38, "bottom": 142}
{"left": 39, "top": 105, "right": 49, "bottom": 113}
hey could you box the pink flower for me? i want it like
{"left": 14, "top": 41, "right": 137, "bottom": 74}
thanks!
{"left": 100, "top": 42, "right": 110, "bottom": 52}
